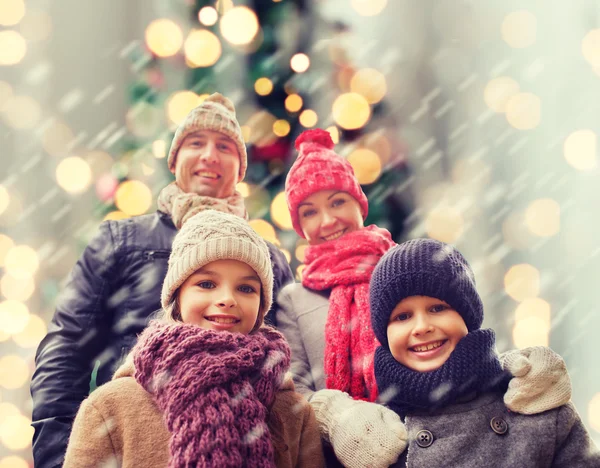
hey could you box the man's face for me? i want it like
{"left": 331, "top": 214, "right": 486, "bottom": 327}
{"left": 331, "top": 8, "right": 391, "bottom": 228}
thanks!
{"left": 171, "top": 130, "right": 240, "bottom": 198}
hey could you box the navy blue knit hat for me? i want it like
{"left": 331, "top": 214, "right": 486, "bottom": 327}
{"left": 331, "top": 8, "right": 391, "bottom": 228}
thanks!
{"left": 370, "top": 238, "right": 483, "bottom": 349}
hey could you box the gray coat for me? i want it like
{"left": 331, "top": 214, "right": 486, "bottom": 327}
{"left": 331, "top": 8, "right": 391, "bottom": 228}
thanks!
{"left": 392, "top": 392, "right": 600, "bottom": 467}
{"left": 276, "top": 282, "right": 331, "bottom": 399}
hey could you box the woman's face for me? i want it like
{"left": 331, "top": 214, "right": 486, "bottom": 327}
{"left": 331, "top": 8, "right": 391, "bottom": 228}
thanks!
{"left": 177, "top": 259, "right": 262, "bottom": 334}
{"left": 297, "top": 190, "right": 364, "bottom": 245}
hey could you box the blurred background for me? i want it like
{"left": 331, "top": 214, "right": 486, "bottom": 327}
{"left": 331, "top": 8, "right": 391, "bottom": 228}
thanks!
{"left": 1, "top": 0, "right": 600, "bottom": 464}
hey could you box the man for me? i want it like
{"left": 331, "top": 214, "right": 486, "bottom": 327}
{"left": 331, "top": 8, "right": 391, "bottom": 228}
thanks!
{"left": 30, "top": 93, "right": 294, "bottom": 468}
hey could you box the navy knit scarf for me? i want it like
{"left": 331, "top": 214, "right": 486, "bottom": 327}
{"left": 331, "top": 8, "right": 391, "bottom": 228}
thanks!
{"left": 374, "top": 329, "right": 510, "bottom": 417}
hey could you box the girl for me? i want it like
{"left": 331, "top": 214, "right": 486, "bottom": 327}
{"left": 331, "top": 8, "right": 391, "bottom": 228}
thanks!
{"left": 369, "top": 238, "right": 599, "bottom": 467}
{"left": 64, "top": 210, "right": 324, "bottom": 467}
{"left": 276, "top": 129, "right": 573, "bottom": 467}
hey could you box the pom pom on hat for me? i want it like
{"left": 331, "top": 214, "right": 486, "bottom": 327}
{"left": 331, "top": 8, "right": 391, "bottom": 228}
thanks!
{"left": 203, "top": 92, "right": 236, "bottom": 116}
{"left": 294, "top": 128, "right": 335, "bottom": 151}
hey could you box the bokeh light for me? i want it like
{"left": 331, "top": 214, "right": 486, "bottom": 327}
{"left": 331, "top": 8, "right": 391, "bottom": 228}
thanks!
{"left": 42, "top": 120, "right": 75, "bottom": 157}
{"left": 512, "top": 317, "right": 549, "bottom": 348}
{"left": 0, "top": 30, "right": 26, "bottom": 65}
{"left": 514, "top": 297, "right": 551, "bottom": 328}
{"left": 96, "top": 173, "right": 119, "bottom": 201}
{"left": 326, "top": 126, "right": 340, "bottom": 144}
{"left": 103, "top": 211, "right": 129, "bottom": 221}
{"left": 244, "top": 111, "right": 277, "bottom": 146}
{"left": 184, "top": 29, "right": 222, "bottom": 67}
{"left": 484, "top": 76, "right": 520, "bottom": 113}
{"left": 2, "top": 95, "right": 41, "bottom": 129}
{"left": 0, "top": 0, "right": 25, "bottom": 26}
{"left": 299, "top": 109, "right": 318, "bottom": 128}
{"left": 0, "top": 456, "right": 28, "bottom": 468}
{"left": 0, "top": 413, "right": 34, "bottom": 450}
{"left": 0, "top": 235, "right": 14, "bottom": 268}
{"left": 347, "top": 148, "right": 382, "bottom": 184}
{"left": 296, "top": 264, "right": 305, "bottom": 281}
{"left": 504, "top": 263, "right": 540, "bottom": 302}
{"left": 17, "top": 8, "right": 52, "bottom": 42}
{"left": 295, "top": 243, "right": 307, "bottom": 263}
{"left": 249, "top": 219, "right": 278, "bottom": 245}
{"left": 350, "top": 68, "right": 387, "bottom": 104}
{"left": 166, "top": 91, "right": 204, "bottom": 126}
{"left": 502, "top": 210, "right": 536, "bottom": 250}
{"left": 501, "top": 10, "right": 537, "bottom": 48}
{"left": 145, "top": 19, "right": 183, "bottom": 57}
{"left": 582, "top": 29, "right": 600, "bottom": 68}
{"left": 198, "top": 6, "right": 218, "bottom": 26}
{"left": 0, "top": 81, "right": 12, "bottom": 108}
{"left": 215, "top": 0, "right": 234, "bottom": 15}
{"left": 425, "top": 207, "right": 464, "bottom": 244}
{"left": 0, "top": 355, "right": 29, "bottom": 390}
{"left": 525, "top": 198, "right": 560, "bottom": 237}
{"left": 236, "top": 182, "right": 250, "bottom": 197}
{"left": 0, "top": 300, "right": 29, "bottom": 335}
{"left": 290, "top": 53, "right": 310, "bottom": 73}
{"left": 285, "top": 94, "right": 303, "bottom": 113}
{"left": 505, "top": 92, "right": 541, "bottom": 130}
{"left": 351, "top": 0, "right": 388, "bottom": 16}
{"left": 332, "top": 93, "right": 371, "bottom": 130}
{"left": 4, "top": 245, "right": 38, "bottom": 279}
{"left": 56, "top": 157, "right": 93, "bottom": 194}
{"left": 564, "top": 129, "right": 597, "bottom": 171}
{"left": 588, "top": 393, "right": 600, "bottom": 433}
{"left": 0, "top": 186, "right": 8, "bottom": 216}
{"left": 115, "top": 180, "right": 152, "bottom": 216}
{"left": 273, "top": 119, "right": 291, "bottom": 137}
{"left": 0, "top": 274, "right": 34, "bottom": 302}
{"left": 152, "top": 139, "right": 167, "bottom": 159}
{"left": 12, "top": 314, "right": 47, "bottom": 348}
{"left": 254, "top": 77, "right": 274, "bottom": 96}
{"left": 220, "top": 6, "right": 259, "bottom": 46}
{"left": 271, "top": 192, "right": 293, "bottom": 230}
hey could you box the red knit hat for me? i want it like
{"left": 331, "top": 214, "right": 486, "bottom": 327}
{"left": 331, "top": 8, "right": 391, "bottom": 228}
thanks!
{"left": 285, "top": 129, "right": 369, "bottom": 238}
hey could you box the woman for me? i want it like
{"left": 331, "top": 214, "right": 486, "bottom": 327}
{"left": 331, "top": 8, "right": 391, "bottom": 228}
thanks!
{"left": 64, "top": 210, "right": 324, "bottom": 468}
{"left": 276, "top": 129, "right": 573, "bottom": 468}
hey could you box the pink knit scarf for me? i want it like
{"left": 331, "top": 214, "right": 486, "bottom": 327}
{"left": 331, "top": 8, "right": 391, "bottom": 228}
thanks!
{"left": 157, "top": 181, "right": 247, "bottom": 229}
{"left": 302, "top": 225, "right": 395, "bottom": 402}
{"left": 132, "top": 320, "right": 290, "bottom": 468}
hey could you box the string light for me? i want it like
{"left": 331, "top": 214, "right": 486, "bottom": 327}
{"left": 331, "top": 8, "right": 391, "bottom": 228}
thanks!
{"left": 184, "top": 29, "right": 222, "bottom": 67}
{"left": 564, "top": 130, "right": 597, "bottom": 171}
{"left": 501, "top": 10, "right": 537, "bottom": 48}
{"left": 145, "top": 19, "right": 183, "bottom": 57}
{"left": 56, "top": 157, "right": 93, "bottom": 194}
{"left": 332, "top": 93, "right": 371, "bottom": 130}
{"left": 525, "top": 198, "right": 560, "bottom": 237}
{"left": 254, "top": 77, "right": 274, "bottom": 96}
{"left": 198, "top": 6, "right": 218, "bottom": 26}
{"left": 290, "top": 53, "right": 310, "bottom": 73}
{"left": 220, "top": 6, "right": 259, "bottom": 46}
{"left": 299, "top": 109, "right": 318, "bottom": 128}
{"left": 350, "top": 69, "right": 387, "bottom": 104}
{"left": 284, "top": 94, "right": 303, "bottom": 112}
{"left": 0, "top": 30, "right": 26, "bottom": 65}
{"left": 0, "top": 0, "right": 25, "bottom": 26}
{"left": 114, "top": 180, "right": 152, "bottom": 216}
{"left": 484, "top": 77, "right": 520, "bottom": 113}
{"left": 270, "top": 192, "right": 293, "bottom": 230}
{"left": 504, "top": 264, "right": 540, "bottom": 302}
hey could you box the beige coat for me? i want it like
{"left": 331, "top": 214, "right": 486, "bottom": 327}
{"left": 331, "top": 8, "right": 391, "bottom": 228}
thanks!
{"left": 63, "top": 359, "right": 325, "bottom": 468}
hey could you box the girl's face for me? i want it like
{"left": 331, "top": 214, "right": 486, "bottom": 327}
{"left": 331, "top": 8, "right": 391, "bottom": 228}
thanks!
{"left": 178, "top": 259, "right": 261, "bottom": 334}
{"left": 386, "top": 295, "right": 468, "bottom": 372}
{"left": 297, "top": 189, "right": 364, "bottom": 245}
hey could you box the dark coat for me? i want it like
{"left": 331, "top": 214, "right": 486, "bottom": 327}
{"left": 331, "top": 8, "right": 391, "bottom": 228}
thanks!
{"left": 30, "top": 211, "right": 293, "bottom": 468}
{"left": 392, "top": 392, "right": 600, "bottom": 467}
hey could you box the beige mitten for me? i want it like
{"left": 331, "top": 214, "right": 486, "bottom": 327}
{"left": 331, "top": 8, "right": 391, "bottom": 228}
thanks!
{"left": 310, "top": 389, "right": 407, "bottom": 468}
{"left": 501, "top": 346, "right": 572, "bottom": 414}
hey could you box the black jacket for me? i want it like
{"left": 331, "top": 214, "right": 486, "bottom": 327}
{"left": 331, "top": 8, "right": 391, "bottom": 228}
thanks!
{"left": 30, "top": 211, "right": 293, "bottom": 468}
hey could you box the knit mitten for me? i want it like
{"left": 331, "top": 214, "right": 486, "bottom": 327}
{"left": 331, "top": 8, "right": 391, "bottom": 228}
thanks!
{"left": 310, "top": 389, "right": 407, "bottom": 468}
{"left": 501, "top": 346, "right": 572, "bottom": 414}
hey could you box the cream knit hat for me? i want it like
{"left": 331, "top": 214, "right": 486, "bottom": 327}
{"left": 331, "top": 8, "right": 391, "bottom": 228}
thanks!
{"left": 167, "top": 92, "right": 247, "bottom": 181}
{"left": 161, "top": 210, "right": 273, "bottom": 328}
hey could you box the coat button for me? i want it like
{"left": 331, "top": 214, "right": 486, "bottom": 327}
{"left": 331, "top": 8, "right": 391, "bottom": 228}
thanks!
{"left": 490, "top": 417, "right": 508, "bottom": 435}
{"left": 415, "top": 429, "right": 434, "bottom": 448}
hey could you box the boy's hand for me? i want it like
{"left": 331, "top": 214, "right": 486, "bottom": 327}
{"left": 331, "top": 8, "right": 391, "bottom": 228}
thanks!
{"left": 310, "top": 389, "right": 407, "bottom": 468}
{"left": 501, "top": 346, "right": 572, "bottom": 414}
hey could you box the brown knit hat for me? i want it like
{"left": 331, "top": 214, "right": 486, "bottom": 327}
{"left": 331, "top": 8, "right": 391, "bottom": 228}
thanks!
{"left": 161, "top": 210, "right": 273, "bottom": 330}
{"left": 167, "top": 93, "right": 247, "bottom": 181}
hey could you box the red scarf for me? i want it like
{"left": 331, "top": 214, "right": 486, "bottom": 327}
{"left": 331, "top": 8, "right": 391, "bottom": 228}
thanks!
{"left": 301, "top": 225, "right": 395, "bottom": 401}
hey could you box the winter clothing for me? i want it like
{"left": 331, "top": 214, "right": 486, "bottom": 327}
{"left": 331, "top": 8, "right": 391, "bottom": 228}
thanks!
{"left": 370, "top": 239, "right": 597, "bottom": 467}
{"left": 285, "top": 129, "right": 369, "bottom": 238}
{"left": 302, "top": 225, "right": 395, "bottom": 401}
{"left": 63, "top": 325, "right": 325, "bottom": 468}
{"left": 370, "top": 238, "right": 483, "bottom": 350}
{"left": 160, "top": 210, "right": 273, "bottom": 324}
{"left": 132, "top": 321, "right": 290, "bottom": 467}
{"left": 389, "top": 393, "right": 600, "bottom": 468}
{"left": 167, "top": 92, "right": 247, "bottom": 180}
{"left": 375, "top": 329, "right": 510, "bottom": 416}
{"left": 157, "top": 181, "right": 247, "bottom": 229}
{"left": 310, "top": 389, "right": 407, "bottom": 468}
{"left": 31, "top": 211, "right": 293, "bottom": 468}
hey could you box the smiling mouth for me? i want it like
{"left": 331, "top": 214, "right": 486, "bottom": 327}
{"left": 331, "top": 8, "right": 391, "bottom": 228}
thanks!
{"left": 322, "top": 229, "right": 347, "bottom": 241}
{"left": 195, "top": 171, "right": 220, "bottom": 179}
{"left": 410, "top": 340, "right": 447, "bottom": 353}
{"left": 205, "top": 316, "right": 240, "bottom": 324}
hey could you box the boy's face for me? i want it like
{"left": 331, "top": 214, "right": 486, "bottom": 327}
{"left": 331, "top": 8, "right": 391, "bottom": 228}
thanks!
{"left": 386, "top": 295, "right": 468, "bottom": 372}
{"left": 178, "top": 259, "right": 261, "bottom": 334}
